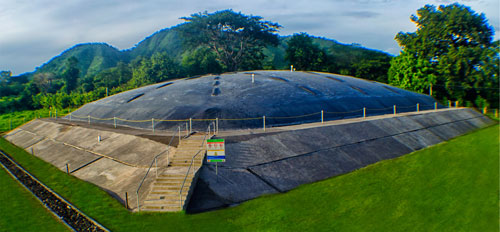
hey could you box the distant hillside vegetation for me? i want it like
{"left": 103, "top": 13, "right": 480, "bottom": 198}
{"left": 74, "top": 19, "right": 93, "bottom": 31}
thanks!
{"left": 30, "top": 24, "right": 391, "bottom": 80}
{"left": 34, "top": 43, "right": 125, "bottom": 78}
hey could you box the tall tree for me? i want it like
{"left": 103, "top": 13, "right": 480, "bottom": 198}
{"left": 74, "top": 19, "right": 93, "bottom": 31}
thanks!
{"left": 179, "top": 10, "right": 281, "bottom": 71}
{"left": 285, "top": 33, "right": 329, "bottom": 71}
{"left": 129, "top": 52, "right": 181, "bottom": 88}
{"left": 182, "top": 46, "right": 222, "bottom": 76}
{"left": 388, "top": 3, "right": 498, "bottom": 108}
{"left": 61, "top": 57, "right": 80, "bottom": 93}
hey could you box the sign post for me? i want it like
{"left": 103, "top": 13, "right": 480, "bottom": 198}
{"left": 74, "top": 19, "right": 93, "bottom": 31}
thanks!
{"left": 207, "top": 139, "right": 225, "bottom": 176}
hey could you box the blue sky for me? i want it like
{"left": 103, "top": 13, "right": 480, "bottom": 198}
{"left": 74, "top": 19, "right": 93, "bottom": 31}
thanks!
{"left": 1, "top": 0, "right": 498, "bottom": 75}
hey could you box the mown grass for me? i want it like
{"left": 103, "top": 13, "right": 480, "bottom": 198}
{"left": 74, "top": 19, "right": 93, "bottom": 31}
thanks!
{"left": 0, "top": 163, "right": 70, "bottom": 232}
{"left": 0, "top": 124, "right": 498, "bottom": 231}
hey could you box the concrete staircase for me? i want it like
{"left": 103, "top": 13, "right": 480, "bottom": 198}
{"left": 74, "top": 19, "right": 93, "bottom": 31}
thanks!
{"left": 140, "top": 134, "right": 208, "bottom": 212}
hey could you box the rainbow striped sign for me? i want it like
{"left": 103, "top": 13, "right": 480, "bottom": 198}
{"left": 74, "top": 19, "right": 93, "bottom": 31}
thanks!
{"left": 207, "top": 139, "right": 225, "bottom": 162}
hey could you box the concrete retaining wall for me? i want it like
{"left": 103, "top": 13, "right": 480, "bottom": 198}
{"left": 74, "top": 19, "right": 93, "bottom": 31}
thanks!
{"left": 187, "top": 108, "right": 494, "bottom": 212}
{"left": 3, "top": 119, "right": 173, "bottom": 210}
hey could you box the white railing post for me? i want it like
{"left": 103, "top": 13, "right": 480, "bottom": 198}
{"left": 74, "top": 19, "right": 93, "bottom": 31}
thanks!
{"left": 137, "top": 192, "right": 140, "bottom": 212}
{"left": 114, "top": 117, "right": 117, "bottom": 128}
{"left": 417, "top": 103, "right": 420, "bottom": 112}
{"left": 69, "top": 113, "right": 72, "bottom": 121}
{"left": 252, "top": 73, "right": 255, "bottom": 83}
{"left": 393, "top": 105, "right": 396, "bottom": 115}
{"left": 189, "top": 118, "right": 192, "bottom": 134}
{"left": 88, "top": 115, "right": 90, "bottom": 125}
{"left": 216, "top": 118, "right": 219, "bottom": 134}
{"left": 263, "top": 116, "right": 266, "bottom": 131}
{"left": 152, "top": 118, "right": 155, "bottom": 134}
{"left": 321, "top": 110, "right": 324, "bottom": 124}
{"left": 363, "top": 107, "right": 366, "bottom": 118}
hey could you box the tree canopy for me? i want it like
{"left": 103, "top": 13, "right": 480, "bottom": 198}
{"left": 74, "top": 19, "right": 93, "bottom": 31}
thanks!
{"left": 128, "top": 52, "right": 181, "bottom": 88}
{"left": 179, "top": 10, "right": 281, "bottom": 71}
{"left": 285, "top": 33, "right": 328, "bottom": 71}
{"left": 61, "top": 57, "right": 79, "bottom": 93}
{"left": 388, "top": 3, "right": 498, "bottom": 108}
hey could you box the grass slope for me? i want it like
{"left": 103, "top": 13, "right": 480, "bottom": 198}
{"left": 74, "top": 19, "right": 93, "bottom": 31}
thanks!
{"left": 0, "top": 164, "right": 70, "bottom": 232}
{"left": 0, "top": 124, "right": 498, "bottom": 231}
{"left": 0, "top": 109, "right": 73, "bottom": 133}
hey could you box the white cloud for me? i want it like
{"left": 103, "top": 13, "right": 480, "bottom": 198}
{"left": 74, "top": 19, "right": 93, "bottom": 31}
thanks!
{"left": 0, "top": 0, "right": 498, "bottom": 75}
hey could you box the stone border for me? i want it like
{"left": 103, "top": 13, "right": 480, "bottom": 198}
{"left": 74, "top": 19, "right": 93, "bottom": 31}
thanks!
{"left": 0, "top": 150, "right": 109, "bottom": 232}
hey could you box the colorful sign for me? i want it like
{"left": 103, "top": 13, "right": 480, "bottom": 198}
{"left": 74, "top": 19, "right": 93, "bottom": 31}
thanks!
{"left": 207, "top": 139, "right": 225, "bottom": 162}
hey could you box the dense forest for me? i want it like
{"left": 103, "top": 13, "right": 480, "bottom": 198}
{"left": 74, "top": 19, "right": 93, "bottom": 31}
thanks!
{"left": 0, "top": 4, "right": 498, "bottom": 115}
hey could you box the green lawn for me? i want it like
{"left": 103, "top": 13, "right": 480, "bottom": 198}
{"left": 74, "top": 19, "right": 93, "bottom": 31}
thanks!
{"left": 0, "top": 124, "right": 498, "bottom": 231}
{"left": 0, "top": 108, "right": 73, "bottom": 132}
{"left": 0, "top": 163, "right": 70, "bottom": 231}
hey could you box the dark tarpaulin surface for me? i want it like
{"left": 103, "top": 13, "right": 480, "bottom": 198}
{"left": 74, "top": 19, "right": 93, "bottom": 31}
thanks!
{"left": 69, "top": 71, "right": 441, "bottom": 130}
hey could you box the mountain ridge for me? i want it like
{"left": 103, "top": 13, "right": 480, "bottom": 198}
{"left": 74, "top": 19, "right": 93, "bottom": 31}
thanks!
{"left": 24, "top": 24, "right": 392, "bottom": 80}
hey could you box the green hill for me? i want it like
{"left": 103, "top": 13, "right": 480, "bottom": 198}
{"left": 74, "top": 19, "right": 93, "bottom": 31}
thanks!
{"left": 34, "top": 43, "right": 125, "bottom": 78}
{"left": 125, "top": 28, "right": 184, "bottom": 61}
{"left": 29, "top": 24, "right": 391, "bottom": 80}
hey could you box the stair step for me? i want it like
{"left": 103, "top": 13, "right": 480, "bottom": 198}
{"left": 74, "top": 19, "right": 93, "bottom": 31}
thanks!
{"left": 169, "top": 163, "right": 202, "bottom": 166}
{"left": 171, "top": 155, "right": 204, "bottom": 158}
{"left": 169, "top": 163, "right": 201, "bottom": 166}
{"left": 170, "top": 160, "right": 202, "bottom": 163}
{"left": 150, "top": 186, "right": 190, "bottom": 191}
{"left": 150, "top": 185, "right": 189, "bottom": 191}
{"left": 173, "top": 153, "right": 205, "bottom": 157}
{"left": 155, "top": 177, "right": 189, "bottom": 181}
{"left": 149, "top": 189, "right": 188, "bottom": 194}
{"left": 173, "top": 153, "right": 205, "bottom": 156}
{"left": 141, "top": 205, "right": 182, "bottom": 211}
{"left": 144, "top": 197, "right": 184, "bottom": 203}
{"left": 154, "top": 181, "right": 186, "bottom": 185}
{"left": 169, "top": 161, "right": 202, "bottom": 164}
{"left": 172, "top": 158, "right": 203, "bottom": 161}
{"left": 154, "top": 182, "right": 191, "bottom": 186}
{"left": 159, "top": 174, "right": 194, "bottom": 178}
{"left": 171, "top": 159, "right": 203, "bottom": 162}
{"left": 151, "top": 188, "right": 188, "bottom": 193}
{"left": 146, "top": 196, "right": 186, "bottom": 202}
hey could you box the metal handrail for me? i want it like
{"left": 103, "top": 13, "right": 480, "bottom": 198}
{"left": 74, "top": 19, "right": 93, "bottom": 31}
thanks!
{"left": 178, "top": 122, "right": 214, "bottom": 209}
{"left": 136, "top": 125, "right": 182, "bottom": 211}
